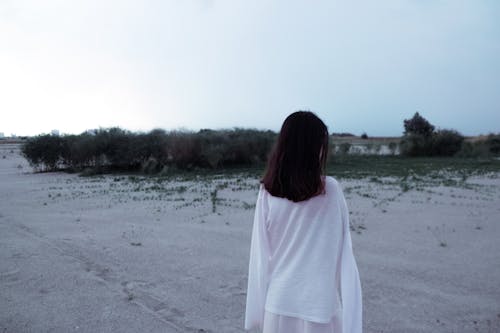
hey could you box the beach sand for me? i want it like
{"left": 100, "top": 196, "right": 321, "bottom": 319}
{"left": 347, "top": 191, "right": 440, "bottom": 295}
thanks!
{"left": 1, "top": 144, "right": 499, "bottom": 332}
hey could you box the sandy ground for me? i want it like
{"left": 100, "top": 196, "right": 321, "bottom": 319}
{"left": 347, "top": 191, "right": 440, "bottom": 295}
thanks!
{"left": 1, "top": 144, "right": 500, "bottom": 333}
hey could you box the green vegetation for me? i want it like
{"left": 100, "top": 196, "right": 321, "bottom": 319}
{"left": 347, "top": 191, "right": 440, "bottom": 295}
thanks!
{"left": 210, "top": 189, "right": 218, "bottom": 213}
{"left": 20, "top": 113, "right": 500, "bottom": 176}
{"left": 327, "top": 155, "right": 500, "bottom": 179}
{"left": 400, "top": 112, "right": 464, "bottom": 157}
{"left": 122, "top": 155, "right": 500, "bottom": 181}
{"left": 21, "top": 127, "right": 275, "bottom": 173}
{"left": 400, "top": 112, "right": 500, "bottom": 158}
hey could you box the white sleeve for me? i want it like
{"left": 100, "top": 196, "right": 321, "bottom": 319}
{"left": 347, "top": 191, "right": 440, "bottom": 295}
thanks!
{"left": 244, "top": 186, "right": 271, "bottom": 331}
{"left": 339, "top": 187, "right": 363, "bottom": 333}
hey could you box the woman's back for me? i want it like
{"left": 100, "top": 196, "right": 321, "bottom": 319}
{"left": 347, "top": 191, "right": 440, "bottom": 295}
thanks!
{"left": 244, "top": 111, "right": 362, "bottom": 333}
{"left": 264, "top": 176, "right": 344, "bottom": 321}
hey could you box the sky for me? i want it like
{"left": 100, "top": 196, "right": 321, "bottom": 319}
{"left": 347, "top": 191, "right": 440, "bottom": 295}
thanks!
{"left": 1, "top": 0, "right": 499, "bottom": 137}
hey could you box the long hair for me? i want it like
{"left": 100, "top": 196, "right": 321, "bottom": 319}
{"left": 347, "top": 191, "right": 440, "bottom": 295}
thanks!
{"left": 262, "top": 111, "right": 329, "bottom": 202}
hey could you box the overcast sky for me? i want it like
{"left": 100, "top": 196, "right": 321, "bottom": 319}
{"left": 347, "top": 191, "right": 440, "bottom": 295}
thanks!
{"left": 1, "top": 0, "right": 499, "bottom": 137}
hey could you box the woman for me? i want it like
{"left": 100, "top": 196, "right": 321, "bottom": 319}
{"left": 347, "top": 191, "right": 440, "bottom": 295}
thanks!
{"left": 244, "top": 111, "right": 362, "bottom": 333}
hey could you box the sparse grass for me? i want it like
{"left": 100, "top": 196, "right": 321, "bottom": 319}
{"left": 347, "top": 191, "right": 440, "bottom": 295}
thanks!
{"left": 327, "top": 155, "right": 500, "bottom": 179}
{"left": 210, "top": 189, "right": 218, "bottom": 213}
{"left": 400, "top": 182, "right": 411, "bottom": 192}
{"left": 33, "top": 155, "right": 499, "bottom": 217}
{"left": 68, "top": 156, "right": 500, "bottom": 184}
{"left": 174, "top": 185, "right": 187, "bottom": 194}
{"left": 242, "top": 201, "right": 255, "bottom": 210}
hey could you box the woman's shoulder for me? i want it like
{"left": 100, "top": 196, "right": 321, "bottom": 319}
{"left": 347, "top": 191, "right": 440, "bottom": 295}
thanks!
{"left": 324, "top": 175, "right": 337, "bottom": 183}
{"left": 324, "top": 175, "right": 340, "bottom": 188}
{"left": 324, "top": 176, "right": 346, "bottom": 197}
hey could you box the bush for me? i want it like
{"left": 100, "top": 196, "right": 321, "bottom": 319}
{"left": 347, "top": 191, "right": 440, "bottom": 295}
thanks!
{"left": 61, "top": 133, "right": 98, "bottom": 169}
{"left": 400, "top": 113, "right": 467, "bottom": 157}
{"left": 139, "top": 129, "right": 170, "bottom": 165}
{"left": 21, "top": 134, "right": 65, "bottom": 171}
{"left": 428, "top": 129, "right": 464, "bottom": 156}
{"left": 21, "top": 127, "right": 277, "bottom": 174}
{"left": 339, "top": 143, "right": 351, "bottom": 155}
{"left": 388, "top": 142, "right": 398, "bottom": 155}
{"left": 456, "top": 133, "right": 500, "bottom": 158}
{"left": 400, "top": 130, "right": 464, "bottom": 157}
{"left": 167, "top": 130, "right": 202, "bottom": 169}
{"left": 485, "top": 133, "right": 500, "bottom": 155}
{"left": 400, "top": 134, "right": 430, "bottom": 157}
{"left": 455, "top": 141, "right": 491, "bottom": 158}
{"left": 141, "top": 157, "right": 160, "bottom": 174}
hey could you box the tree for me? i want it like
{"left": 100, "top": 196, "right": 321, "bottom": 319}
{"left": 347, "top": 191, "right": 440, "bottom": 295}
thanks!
{"left": 401, "top": 112, "right": 437, "bottom": 156}
{"left": 403, "top": 112, "right": 435, "bottom": 137}
{"left": 400, "top": 112, "right": 467, "bottom": 157}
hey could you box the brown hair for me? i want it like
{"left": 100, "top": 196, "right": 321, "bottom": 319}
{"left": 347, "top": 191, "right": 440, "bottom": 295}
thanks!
{"left": 262, "top": 111, "right": 329, "bottom": 202}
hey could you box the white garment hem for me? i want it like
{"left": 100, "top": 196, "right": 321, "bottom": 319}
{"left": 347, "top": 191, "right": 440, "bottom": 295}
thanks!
{"left": 262, "top": 311, "right": 343, "bottom": 333}
{"left": 264, "top": 306, "right": 343, "bottom": 324}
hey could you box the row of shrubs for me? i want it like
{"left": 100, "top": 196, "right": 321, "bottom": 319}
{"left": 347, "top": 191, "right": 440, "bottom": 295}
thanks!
{"left": 399, "top": 113, "right": 500, "bottom": 157}
{"left": 21, "top": 128, "right": 277, "bottom": 173}
{"left": 400, "top": 131, "right": 500, "bottom": 157}
{"left": 21, "top": 122, "right": 500, "bottom": 173}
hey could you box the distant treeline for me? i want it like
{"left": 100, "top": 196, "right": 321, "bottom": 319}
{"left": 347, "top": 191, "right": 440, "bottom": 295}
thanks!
{"left": 21, "top": 114, "right": 500, "bottom": 174}
{"left": 399, "top": 112, "right": 500, "bottom": 158}
{"left": 21, "top": 128, "right": 277, "bottom": 173}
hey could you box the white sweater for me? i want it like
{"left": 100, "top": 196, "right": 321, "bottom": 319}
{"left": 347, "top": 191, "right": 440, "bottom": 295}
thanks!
{"left": 244, "top": 176, "right": 362, "bottom": 332}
